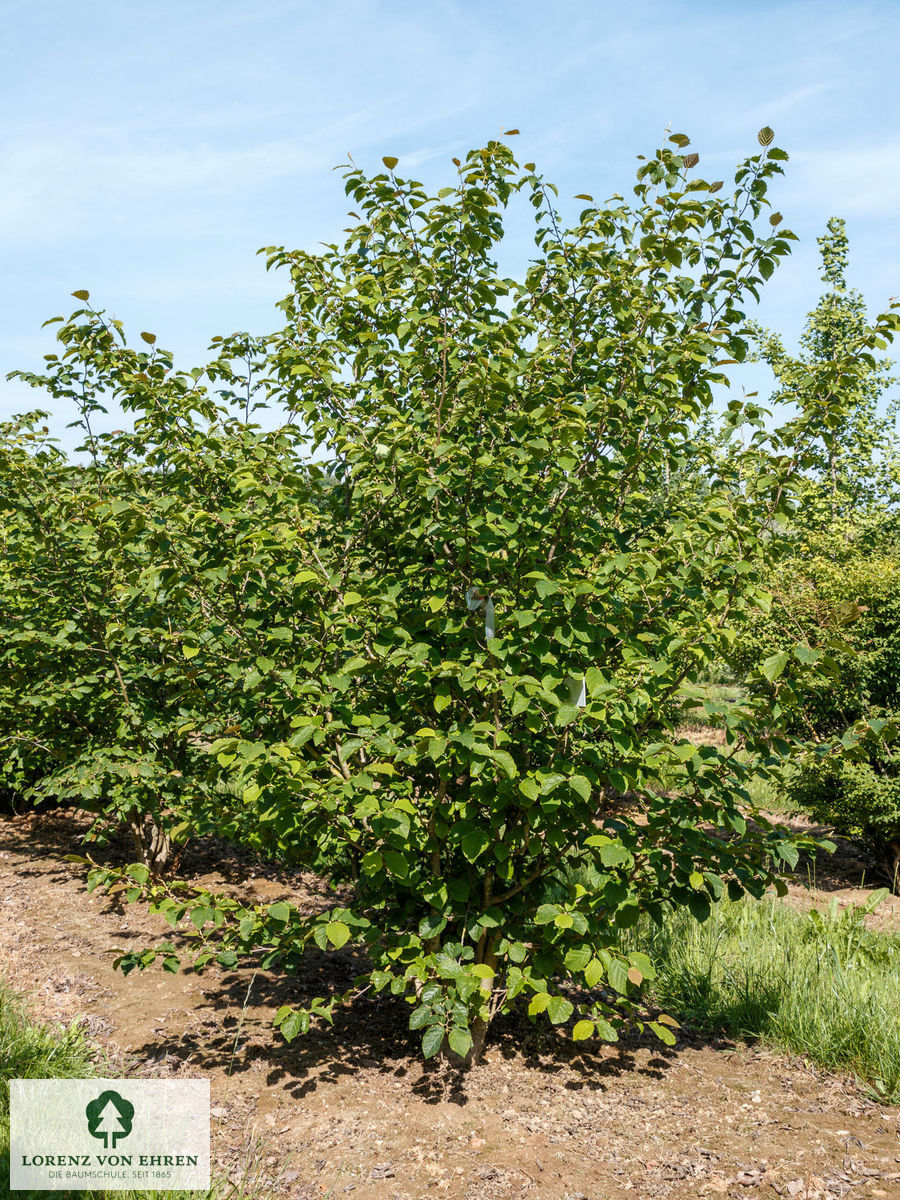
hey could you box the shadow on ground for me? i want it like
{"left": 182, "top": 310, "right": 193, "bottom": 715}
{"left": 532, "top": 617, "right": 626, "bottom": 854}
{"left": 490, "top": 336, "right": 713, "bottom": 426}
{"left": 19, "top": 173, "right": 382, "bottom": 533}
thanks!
{"left": 127, "top": 953, "right": 703, "bottom": 1106}
{"left": 0, "top": 804, "right": 784, "bottom": 1108}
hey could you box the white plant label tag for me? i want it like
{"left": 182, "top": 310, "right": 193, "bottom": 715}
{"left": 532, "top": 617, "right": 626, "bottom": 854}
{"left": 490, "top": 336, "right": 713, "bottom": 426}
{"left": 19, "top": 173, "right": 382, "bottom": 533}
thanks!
{"left": 465, "top": 586, "right": 495, "bottom": 640}
{"left": 568, "top": 674, "right": 587, "bottom": 707}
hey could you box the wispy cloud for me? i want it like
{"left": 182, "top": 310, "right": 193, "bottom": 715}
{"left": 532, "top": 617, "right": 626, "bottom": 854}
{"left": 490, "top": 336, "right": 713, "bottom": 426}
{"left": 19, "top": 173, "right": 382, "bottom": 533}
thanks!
{"left": 745, "top": 82, "right": 833, "bottom": 122}
{"left": 786, "top": 142, "right": 900, "bottom": 218}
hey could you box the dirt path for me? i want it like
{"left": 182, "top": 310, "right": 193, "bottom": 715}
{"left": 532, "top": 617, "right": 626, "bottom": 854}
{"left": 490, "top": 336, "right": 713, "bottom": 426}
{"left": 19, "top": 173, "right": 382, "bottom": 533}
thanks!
{"left": 1, "top": 809, "right": 899, "bottom": 1200}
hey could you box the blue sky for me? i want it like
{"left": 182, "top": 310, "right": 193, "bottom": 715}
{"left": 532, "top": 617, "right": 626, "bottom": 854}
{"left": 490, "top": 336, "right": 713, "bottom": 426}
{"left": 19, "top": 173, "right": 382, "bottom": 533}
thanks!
{"left": 2, "top": 0, "right": 899, "bottom": 444}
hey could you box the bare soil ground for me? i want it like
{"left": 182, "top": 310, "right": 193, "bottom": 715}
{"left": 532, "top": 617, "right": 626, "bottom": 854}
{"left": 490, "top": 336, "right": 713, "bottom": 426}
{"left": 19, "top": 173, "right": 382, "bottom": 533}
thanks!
{"left": 1, "top": 807, "right": 899, "bottom": 1200}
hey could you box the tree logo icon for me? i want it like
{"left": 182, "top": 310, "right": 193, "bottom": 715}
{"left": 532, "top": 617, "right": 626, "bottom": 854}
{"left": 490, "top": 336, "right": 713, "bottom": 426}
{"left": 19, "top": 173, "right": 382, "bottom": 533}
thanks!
{"left": 85, "top": 1090, "right": 134, "bottom": 1149}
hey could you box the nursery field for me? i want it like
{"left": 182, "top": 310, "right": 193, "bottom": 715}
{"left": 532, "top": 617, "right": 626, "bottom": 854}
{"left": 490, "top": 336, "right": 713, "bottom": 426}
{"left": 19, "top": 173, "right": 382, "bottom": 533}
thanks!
{"left": 3, "top": 803, "right": 900, "bottom": 1200}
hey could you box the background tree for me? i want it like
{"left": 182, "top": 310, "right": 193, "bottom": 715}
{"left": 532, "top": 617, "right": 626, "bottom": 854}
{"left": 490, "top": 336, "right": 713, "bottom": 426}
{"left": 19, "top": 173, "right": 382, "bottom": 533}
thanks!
{"left": 751, "top": 217, "right": 899, "bottom": 524}
{"left": 731, "top": 220, "right": 900, "bottom": 884}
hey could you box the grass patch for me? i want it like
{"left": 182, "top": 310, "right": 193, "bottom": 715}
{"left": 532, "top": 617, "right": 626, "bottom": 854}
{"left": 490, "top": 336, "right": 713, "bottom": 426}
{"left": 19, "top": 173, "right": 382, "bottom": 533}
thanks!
{"left": 618, "top": 891, "right": 900, "bottom": 1101}
{"left": 678, "top": 682, "right": 747, "bottom": 729}
{"left": 0, "top": 982, "right": 264, "bottom": 1200}
{"left": 742, "top": 770, "right": 798, "bottom": 814}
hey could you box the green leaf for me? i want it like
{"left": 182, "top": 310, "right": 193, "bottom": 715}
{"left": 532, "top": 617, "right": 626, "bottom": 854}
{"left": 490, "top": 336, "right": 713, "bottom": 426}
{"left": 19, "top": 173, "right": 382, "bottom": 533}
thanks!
{"left": 599, "top": 843, "right": 631, "bottom": 868}
{"left": 280, "top": 1010, "right": 301, "bottom": 1040}
{"left": 409, "top": 1006, "right": 436, "bottom": 1030}
{"left": 528, "top": 993, "right": 550, "bottom": 1016}
{"left": 607, "top": 959, "right": 629, "bottom": 994}
{"left": 649, "top": 1021, "right": 676, "bottom": 1046}
{"left": 471, "top": 963, "right": 495, "bottom": 979}
{"left": 555, "top": 704, "right": 579, "bottom": 727}
{"left": 572, "top": 1019, "right": 594, "bottom": 1041}
{"left": 325, "top": 920, "right": 351, "bottom": 949}
{"left": 461, "top": 829, "right": 491, "bottom": 861}
{"left": 447, "top": 1027, "right": 473, "bottom": 1058}
{"left": 419, "top": 913, "right": 447, "bottom": 939}
{"left": 569, "top": 775, "right": 591, "bottom": 802}
{"left": 534, "top": 903, "right": 559, "bottom": 925}
{"left": 776, "top": 841, "right": 799, "bottom": 869}
{"left": 614, "top": 903, "right": 640, "bottom": 929}
{"left": 422, "top": 1023, "right": 444, "bottom": 1058}
{"left": 382, "top": 156, "right": 399, "bottom": 170}
{"left": 383, "top": 850, "right": 409, "bottom": 877}
{"left": 564, "top": 947, "right": 591, "bottom": 972}
{"left": 761, "top": 650, "right": 790, "bottom": 681}
{"left": 492, "top": 749, "right": 518, "bottom": 779}
{"left": 140, "top": 331, "right": 157, "bottom": 345}
{"left": 584, "top": 958, "right": 604, "bottom": 988}
{"left": 518, "top": 777, "right": 540, "bottom": 802}
{"left": 547, "top": 996, "right": 574, "bottom": 1024}
{"left": 627, "top": 952, "right": 655, "bottom": 980}
{"left": 361, "top": 850, "right": 383, "bottom": 874}
{"left": 190, "top": 906, "right": 213, "bottom": 930}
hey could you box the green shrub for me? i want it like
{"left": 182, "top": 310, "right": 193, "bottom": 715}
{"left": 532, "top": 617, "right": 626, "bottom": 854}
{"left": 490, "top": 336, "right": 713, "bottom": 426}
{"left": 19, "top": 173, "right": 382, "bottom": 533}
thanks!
{"left": 86, "top": 131, "right": 900, "bottom": 1069}
{"left": 730, "top": 528, "right": 900, "bottom": 881}
{"left": 0, "top": 342, "right": 314, "bottom": 872}
{"left": 12, "top": 133, "right": 900, "bottom": 1068}
{"left": 789, "top": 754, "right": 900, "bottom": 884}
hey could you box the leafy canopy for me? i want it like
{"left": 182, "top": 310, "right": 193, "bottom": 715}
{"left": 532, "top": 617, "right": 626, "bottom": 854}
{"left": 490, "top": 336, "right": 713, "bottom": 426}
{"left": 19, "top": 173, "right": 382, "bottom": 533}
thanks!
{"left": 9, "top": 131, "right": 899, "bottom": 1064}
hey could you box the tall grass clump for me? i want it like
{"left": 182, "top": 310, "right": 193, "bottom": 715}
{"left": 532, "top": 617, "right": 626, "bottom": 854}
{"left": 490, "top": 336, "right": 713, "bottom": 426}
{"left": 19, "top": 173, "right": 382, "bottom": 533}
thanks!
{"left": 0, "top": 981, "right": 265, "bottom": 1200}
{"left": 0, "top": 984, "right": 95, "bottom": 1089}
{"left": 617, "top": 892, "right": 900, "bottom": 1101}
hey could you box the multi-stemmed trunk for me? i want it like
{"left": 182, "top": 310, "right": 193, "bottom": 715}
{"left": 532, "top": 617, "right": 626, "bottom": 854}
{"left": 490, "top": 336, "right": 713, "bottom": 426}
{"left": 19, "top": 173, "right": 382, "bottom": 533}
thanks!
{"left": 128, "top": 813, "right": 173, "bottom": 876}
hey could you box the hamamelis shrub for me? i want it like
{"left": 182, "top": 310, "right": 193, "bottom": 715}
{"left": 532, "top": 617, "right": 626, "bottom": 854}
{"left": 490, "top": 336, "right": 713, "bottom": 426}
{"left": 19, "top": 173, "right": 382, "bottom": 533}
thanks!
{"left": 0, "top": 319, "right": 315, "bottom": 871}
{"left": 0, "top": 401, "right": 201, "bottom": 870}
{"left": 80, "top": 132, "right": 896, "bottom": 1066}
